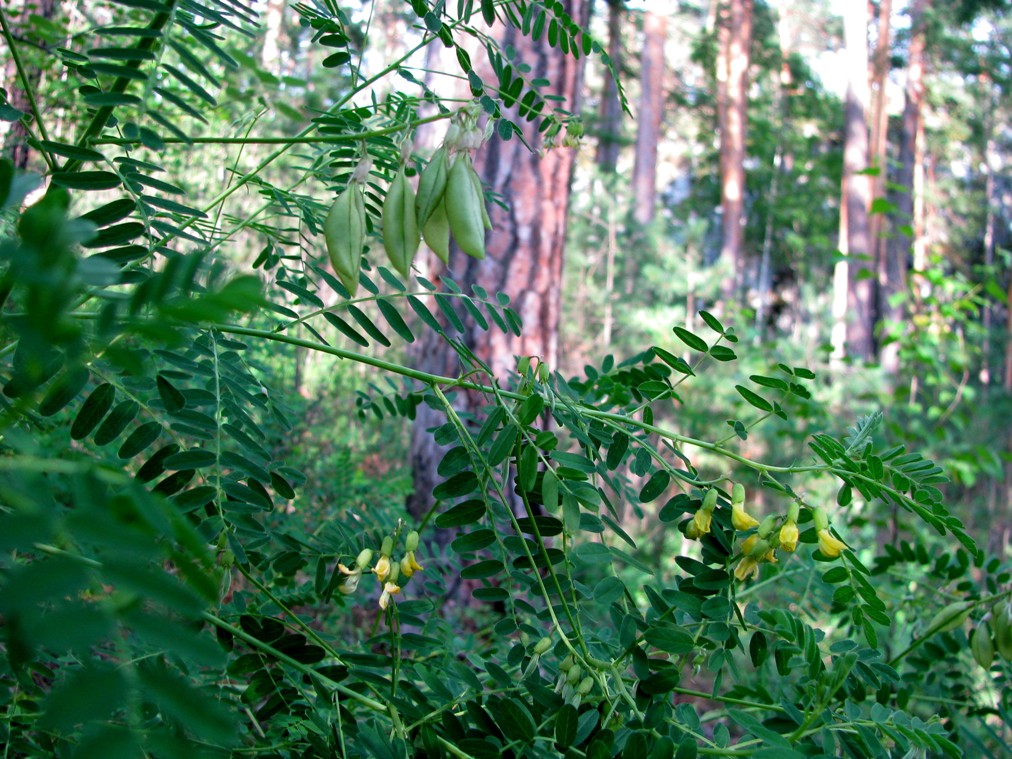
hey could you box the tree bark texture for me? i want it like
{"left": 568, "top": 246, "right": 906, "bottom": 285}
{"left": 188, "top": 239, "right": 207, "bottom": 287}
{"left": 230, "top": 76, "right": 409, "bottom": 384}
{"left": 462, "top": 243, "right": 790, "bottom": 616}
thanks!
{"left": 631, "top": 10, "right": 667, "bottom": 227}
{"left": 716, "top": 0, "right": 754, "bottom": 300}
{"left": 406, "top": 1, "right": 589, "bottom": 523}
{"left": 1, "top": 0, "right": 57, "bottom": 169}
{"left": 596, "top": 0, "right": 624, "bottom": 173}
{"left": 836, "top": 0, "right": 875, "bottom": 360}
{"left": 882, "top": 0, "right": 929, "bottom": 372}
{"left": 869, "top": 0, "right": 892, "bottom": 298}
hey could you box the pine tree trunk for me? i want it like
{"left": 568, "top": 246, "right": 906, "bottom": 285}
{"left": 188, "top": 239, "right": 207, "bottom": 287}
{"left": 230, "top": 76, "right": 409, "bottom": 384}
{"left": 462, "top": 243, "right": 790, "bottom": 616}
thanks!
{"left": 869, "top": 0, "right": 892, "bottom": 320}
{"left": 1, "top": 0, "right": 57, "bottom": 169}
{"left": 832, "top": 0, "right": 875, "bottom": 360}
{"left": 596, "top": 0, "right": 624, "bottom": 174}
{"left": 882, "top": 0, "right": 929, "bottom": 373}
{"left": 717, "top": 0, "right": 754, "bottom": 301}
{"left": 406, "top": 2, "right": 589, "bottom": 524}
{"left": 631, "top": 11, "right": 667, "bottom": 227}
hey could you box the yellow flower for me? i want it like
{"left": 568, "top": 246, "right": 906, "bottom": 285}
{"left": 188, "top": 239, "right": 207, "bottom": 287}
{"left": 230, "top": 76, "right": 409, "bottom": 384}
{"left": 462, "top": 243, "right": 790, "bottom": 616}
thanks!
{"left": 373, "top": 555, "right": 391, "bottom": 582}
{"left": 337, "top": 563, "right": 362, "bottom": 595}
{"left": 400, "top": 551, "right": 423, "bottom": 578}
{"left": 817, "top": 528, "right": 847, "bottom": 558}
{"left": 378, "top": 581, "right": 401, "bottom": 610}
{"left": 692, "top": 507, "right": 713, "bottom": 536}
{"left": 779, "top": 520, "right": 799, "bottom": 552}
{"left": 731, "top": 503, "right": 760, "bottom": 531}
{"left": 735, "top": 556, "right": 760, "bottom": 582}
{"left": 741, "top": 534, "right": 758, "bottom": 555}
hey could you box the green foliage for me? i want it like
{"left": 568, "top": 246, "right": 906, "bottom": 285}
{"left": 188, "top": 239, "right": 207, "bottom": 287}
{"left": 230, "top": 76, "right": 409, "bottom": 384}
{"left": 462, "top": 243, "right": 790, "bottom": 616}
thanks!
{"left": 1, "top": 1, "right": 1010, "bottom": 757}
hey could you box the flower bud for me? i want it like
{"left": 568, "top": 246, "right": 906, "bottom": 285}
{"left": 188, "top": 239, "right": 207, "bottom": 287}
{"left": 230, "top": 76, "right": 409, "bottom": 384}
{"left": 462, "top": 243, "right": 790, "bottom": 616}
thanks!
{"left": 748, "top": 538, "right": 772, "bottom": 559}
{"left": 702, "top": 488, "right": 718, "bottom": 512}
{"left": 355, "top": 548, "right": 374, "bottom": 570}
{"left": 731, "top": 483, "right": 745, "bottom": 506}
{"left": 757, "top": 515, "right": 778, "bottom": 539}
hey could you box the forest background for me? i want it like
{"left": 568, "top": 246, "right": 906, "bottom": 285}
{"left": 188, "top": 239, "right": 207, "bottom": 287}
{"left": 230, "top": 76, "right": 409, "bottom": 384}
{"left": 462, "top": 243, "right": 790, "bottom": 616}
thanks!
{"left": 2, "top": 0, "right": 1012, "bottom": 756}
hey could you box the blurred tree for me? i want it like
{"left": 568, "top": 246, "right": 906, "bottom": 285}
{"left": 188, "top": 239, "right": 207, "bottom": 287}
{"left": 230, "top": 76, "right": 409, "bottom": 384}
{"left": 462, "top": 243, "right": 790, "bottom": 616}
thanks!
{"left": 631, "top": 10, "right": 667, "bottom": 228}
{"left": 716, "top": 0, "right": 754, "bottom": 300}
{"left": 596, "top": 0, "right": 624, "bottom": 173}
{"left": 832, "top": 0, "right": 875, "bottom": 360}
{"left": 882, "top": 0, "right": 930, "bottom": 372}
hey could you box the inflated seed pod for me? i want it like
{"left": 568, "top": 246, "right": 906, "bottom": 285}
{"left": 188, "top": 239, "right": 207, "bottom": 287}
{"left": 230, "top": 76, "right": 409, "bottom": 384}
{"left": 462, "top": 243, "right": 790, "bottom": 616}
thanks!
{"left": 324, "top": 183, "right": 366, "bottom": 297}
{"left": 926, "top": 601, "right": 972, "bottom": 634}
{"left": 994, "top": 604, "right": 1012, "bottom": 661}
{"left": 445, "top": 153, "right": 486, "bottom": 260}
{"left": 421, "top": 198, "right": 450, "bottom": 264}
{"left": 465, "top": 157, "right": 492, "bottom": 230}
{"left": 382, "top": 167, "right": 420, "bottom": 278}
{"left": 415, "top": 147, "right": 449, "bottom": 226}
{"left": 970, "top": 625, "right": 994, "bottom": 669}
{"left": 532, "top": 636, "right": 552, "bottom": 655}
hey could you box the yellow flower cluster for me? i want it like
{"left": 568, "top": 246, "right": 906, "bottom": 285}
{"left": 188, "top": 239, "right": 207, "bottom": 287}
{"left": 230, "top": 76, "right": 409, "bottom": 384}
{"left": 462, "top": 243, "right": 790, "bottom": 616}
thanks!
{"left": 684, "top": 486, "right": 849, "bottom": 583}
{"left": 337, "top": 529, "right": 423, "bottom": 610}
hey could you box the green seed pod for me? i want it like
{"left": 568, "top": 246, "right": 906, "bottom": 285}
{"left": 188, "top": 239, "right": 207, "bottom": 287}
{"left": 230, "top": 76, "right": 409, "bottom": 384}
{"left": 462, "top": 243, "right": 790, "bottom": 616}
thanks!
{"left": 415, "top": 147, "right": 448, "bottom": 226}
{"left": 565, "top": 663, "right": 582, "bottom": 685}
{"left": 559, "top": 654, "right": 575, "bottom": 673}
{"left": 994, "top": 604, "right": 1012, "bottom": 661}
{"left": 324, "top": 183, "right": 365, "bottom": 297}
{"left": 532, "top": 636, "right": 552, "bottom": 656}
{"left": 382, "top": 168, "right": 420, "bottom": 278}
{"left": 576, "top": 676, "right": 594, "bottom": 696}
{"left": 812, "top": 507, "right": 830, "bottom": 532}
{"left": 445, "top": 153, "right": 486, "bottom": 260}
{"left": 422, "top": 198, "right": 451, "bottom": 264}
{"left": 970, "top": 625, "right": 994, "bottom": 669}
{"left": 355, "top": 548, "right": 374, "bottom": 570}
{"left": 926, "top": 601, "right": 972, "bottom": 634}
{"left": 465, "top": 157, "right": 492, "bottom": 230}
{"left": 380, "top": 536, "right": 394, "bottom": 557}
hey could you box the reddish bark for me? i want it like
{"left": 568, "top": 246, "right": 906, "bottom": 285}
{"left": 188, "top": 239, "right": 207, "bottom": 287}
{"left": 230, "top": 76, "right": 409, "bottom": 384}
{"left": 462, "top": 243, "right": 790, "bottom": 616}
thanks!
{"left": 882, "top": 0, "right": 929, "bottom": 372}
{"left": 596, "top": 0, "right": 624, "bottom": 173}
{"left": 406, "top": 2, "right": 589, "bottom": 522}
{"left": 716, "top": 0, "right": 754, "bottom": 300}
{"left": 631, "top": 10, "right": 667, "bottom": 227}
